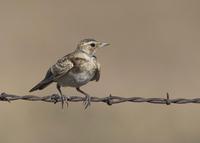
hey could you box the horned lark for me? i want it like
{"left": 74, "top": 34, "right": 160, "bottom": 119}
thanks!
{"left": 29, "top": 38, "right": 109, "bottom": 108}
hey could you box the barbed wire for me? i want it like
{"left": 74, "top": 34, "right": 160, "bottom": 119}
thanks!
{"left": 1, "top": 92, "right": 200, "bottom": 106}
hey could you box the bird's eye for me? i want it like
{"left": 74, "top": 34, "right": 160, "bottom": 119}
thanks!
{"left": 90, "top": 43, "right": 96, "bottom": 47}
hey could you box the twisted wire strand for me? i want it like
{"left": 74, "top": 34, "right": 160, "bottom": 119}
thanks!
{"left": 1, "top": 92, "right": 200, "bottom": 106}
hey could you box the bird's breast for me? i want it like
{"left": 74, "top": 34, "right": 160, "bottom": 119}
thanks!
{"left": 58, "top": 58, "right": 97, "bottom": 87}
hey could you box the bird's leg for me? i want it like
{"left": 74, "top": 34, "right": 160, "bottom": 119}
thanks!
{"left": 76, "top": 87, "right": 91, "bottom": 109}
{"left": 56, "top": 84, "right": 68, "bottom": 108}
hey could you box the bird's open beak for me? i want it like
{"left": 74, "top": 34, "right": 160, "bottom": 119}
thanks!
{"left": 100, "top": 42, "right": 110, "bottom": 48}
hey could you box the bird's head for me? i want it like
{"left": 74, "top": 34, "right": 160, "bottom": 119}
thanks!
{"left": 76, "top": 38, "right": 110, "bottom": 56}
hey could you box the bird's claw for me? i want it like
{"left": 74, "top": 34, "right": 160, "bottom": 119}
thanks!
{"left": 65, "top": 96, "right": 69, "bottom": 108}
{"left": 83, "top": 95, "right": 91, "bottom": 109}
{"left": 61, "top": 95, "right": 69, "bottom": 108}
{"left": 61, "top": 95, "right": 64, "bottom": 109}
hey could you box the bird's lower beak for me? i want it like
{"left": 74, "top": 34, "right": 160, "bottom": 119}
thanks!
{"left": 100, "top": 42, "right": 110, "bottom": 48}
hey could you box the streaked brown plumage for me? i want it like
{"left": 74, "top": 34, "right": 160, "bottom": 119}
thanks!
{"left": 29, "top": 39, "right": 109, "bottom": 108}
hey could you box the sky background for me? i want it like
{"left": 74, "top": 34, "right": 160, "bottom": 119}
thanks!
{"left": 0, "top": 0, "right": 200, "bottom": 143}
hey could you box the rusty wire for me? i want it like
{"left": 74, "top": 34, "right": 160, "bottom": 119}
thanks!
{"left": 0, "top": 92, "right": 200, "bottom": 106}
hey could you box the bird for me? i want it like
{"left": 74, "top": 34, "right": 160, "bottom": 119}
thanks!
{"left": 29, "top": 38, "right": 110, "bottom": 109}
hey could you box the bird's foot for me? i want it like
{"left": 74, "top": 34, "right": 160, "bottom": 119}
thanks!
{"left": 65, "top": 96, "right": 69, "bottom": 108}
{"left": 83, "top": 95, "right": 91, "bottom": 109}
{"left": 60, "top": 95, "right": 69, "bottom": 108}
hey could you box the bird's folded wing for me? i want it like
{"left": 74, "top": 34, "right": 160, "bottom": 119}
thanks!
{"left": 92, "top": 62, "right": 101, "bottom": 82}
{"left": 51, "top": 56, "right": 74, "bottom": 79}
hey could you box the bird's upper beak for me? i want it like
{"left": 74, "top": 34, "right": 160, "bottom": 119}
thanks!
{"left": 99, "top": 42, "right": 110, "bottom": 48}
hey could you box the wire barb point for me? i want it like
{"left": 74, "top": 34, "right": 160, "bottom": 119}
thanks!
{"left": 0, "top": 92, "right": 10, "bottom": 103}
{"left": 50, "top": 94, "right": 60, "bottom": 104}
{"left": 166, "top": 93, "right": 171, "bottom": 105}
{"left": 105, "top": 94, "right": 113, "bottom": 106}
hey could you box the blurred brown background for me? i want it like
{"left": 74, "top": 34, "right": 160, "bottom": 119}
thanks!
{"left": 0, "top": 0, "right": 200, "bottom": 143}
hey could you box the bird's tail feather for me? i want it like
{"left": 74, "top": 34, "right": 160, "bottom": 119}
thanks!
{"left": 29, "top": 79, "right": 53, "bottom": 92}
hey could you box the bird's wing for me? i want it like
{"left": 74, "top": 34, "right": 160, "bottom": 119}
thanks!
{"left": 29, "top": 68, "right": 54, "bottom": 92}
{"left": 29, "top": 54, "right": 74, "bottom": 92}
{"left": 50, "top": 54, "right": 74, "bottom": 79}
{"left": 91, "top": 62, "right": 101, "bottom": 82}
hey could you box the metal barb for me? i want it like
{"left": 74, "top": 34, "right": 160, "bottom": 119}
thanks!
{"left": 0, "top": 92, "right": 10, "bottom": 103}
{"left": 50, "top": 94, "right": 60, "bottom": 104}
{"left": 166, "top": 93, "right": 171, "bottom": 105}
{"left": 105, "top": 94, "right": 113, "bottom": 106}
